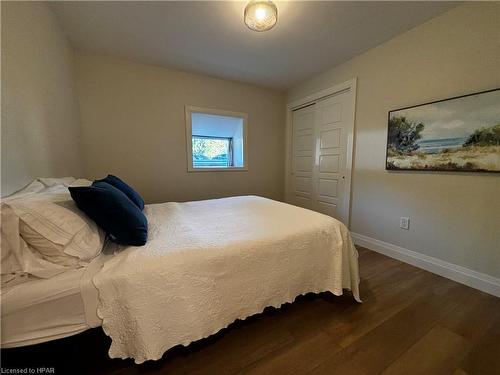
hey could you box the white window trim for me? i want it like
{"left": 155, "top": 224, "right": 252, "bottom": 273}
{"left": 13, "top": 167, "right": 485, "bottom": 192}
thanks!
{"left": 185, "top": 105, "right": 248, "bottom": 172}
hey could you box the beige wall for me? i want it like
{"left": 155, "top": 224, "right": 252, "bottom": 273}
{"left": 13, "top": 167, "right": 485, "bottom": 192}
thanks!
{"left": 75, "top": 54, "right": 285, "bottom": 203}
{"left": 1, "top": 2, "right": 83, "bottom": 196}
{"left": 288, "top": 3, "right": 500, "bottom": 278}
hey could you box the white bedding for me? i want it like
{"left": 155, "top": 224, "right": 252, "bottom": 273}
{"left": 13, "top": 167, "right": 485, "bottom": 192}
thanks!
{"left": 1, "top": 177, "right": 101, "bottom": 281}
{"left": 1, "top": 255, "right": 104, "bottom": 348}
{"left": 94, "top": 196, "right": 360, "bottom": 363}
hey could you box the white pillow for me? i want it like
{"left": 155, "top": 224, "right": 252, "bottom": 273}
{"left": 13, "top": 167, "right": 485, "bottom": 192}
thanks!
{"left": 3, "top": 177, "right": 88, "bottom": 201}
{"left": 38, "top": 177, "right": 77, "bottom": 188}
{"left": 1, "top": 203, "right": 70, "bottom": 281}
{"left": 2, "top": 180, "right": 46, "bottom": 200}
{"left": 4, "top": 179, "right": 104, "bottom": 267}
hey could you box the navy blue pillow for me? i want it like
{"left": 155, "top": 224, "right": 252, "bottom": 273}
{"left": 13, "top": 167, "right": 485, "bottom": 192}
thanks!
{"left": 69, "top": 181, "right": 148, "bottom": 246}
{"left": 95, "top": 175, "right": 144, "bottom": 210}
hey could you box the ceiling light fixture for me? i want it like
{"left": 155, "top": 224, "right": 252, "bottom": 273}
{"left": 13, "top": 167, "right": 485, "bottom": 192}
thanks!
{"left": 244, "top": 0, "right": 278, "bottom": 32}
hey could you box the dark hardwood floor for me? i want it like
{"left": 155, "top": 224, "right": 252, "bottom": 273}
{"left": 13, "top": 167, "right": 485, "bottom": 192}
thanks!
{"left": 2, "top": 247, "right": 499, "bottom": 375}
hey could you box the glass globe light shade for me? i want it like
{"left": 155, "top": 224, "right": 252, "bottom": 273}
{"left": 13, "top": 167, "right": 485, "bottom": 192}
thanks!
{"left": 244, "top": 0, "right": 278, "bottom": 32}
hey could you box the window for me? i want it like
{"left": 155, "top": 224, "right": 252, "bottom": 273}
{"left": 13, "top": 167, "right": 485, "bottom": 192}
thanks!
{"left": 185, "top": 106, "right": 248, "bottom": 171}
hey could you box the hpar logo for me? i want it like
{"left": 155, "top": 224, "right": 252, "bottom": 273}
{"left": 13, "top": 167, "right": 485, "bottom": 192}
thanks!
{"left": 36, "top": 369, "right": 55, "bottom": 374}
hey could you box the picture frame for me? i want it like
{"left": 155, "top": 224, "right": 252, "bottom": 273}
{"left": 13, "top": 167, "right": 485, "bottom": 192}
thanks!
{"left": 385, "top": 88, "right": 500, "bottom": 173}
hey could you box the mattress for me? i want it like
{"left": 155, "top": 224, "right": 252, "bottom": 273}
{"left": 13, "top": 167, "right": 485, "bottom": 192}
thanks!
{"left": 1, "top": 255, "right": 105, "bottom": 348}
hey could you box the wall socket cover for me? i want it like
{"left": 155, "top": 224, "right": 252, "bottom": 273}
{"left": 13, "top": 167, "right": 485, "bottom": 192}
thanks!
{"left": 400, "top": 217, "right": 410, "bottom": 230}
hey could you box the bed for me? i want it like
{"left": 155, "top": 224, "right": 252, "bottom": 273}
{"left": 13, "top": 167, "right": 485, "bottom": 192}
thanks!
{"left": 1, "top": 182, "right": 360, "bottom": 364}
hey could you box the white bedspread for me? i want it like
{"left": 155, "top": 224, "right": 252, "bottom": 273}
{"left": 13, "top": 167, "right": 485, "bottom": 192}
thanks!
{"left": 94, "top": 196, "right": 360, "bottom": 363}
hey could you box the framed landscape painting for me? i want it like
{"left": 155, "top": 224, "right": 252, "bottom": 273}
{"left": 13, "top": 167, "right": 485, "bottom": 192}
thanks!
{"left": 386, "top": 88, "right": 500, "bottom": 172}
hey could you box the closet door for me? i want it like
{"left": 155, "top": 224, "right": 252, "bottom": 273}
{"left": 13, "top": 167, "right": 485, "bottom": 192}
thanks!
{"left": 290, "top": 104, "right": 316, "bottom": 210}
{"left": 289, "top": 89, "right": 354, "bottom": 225}
{"left": 314, "top": 90, "right": 353, "bottom": 224}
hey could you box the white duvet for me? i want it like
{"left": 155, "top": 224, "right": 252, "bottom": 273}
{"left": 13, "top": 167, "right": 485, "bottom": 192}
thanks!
{"left": 94, "top": 196, "right": 360, "bottom": 363}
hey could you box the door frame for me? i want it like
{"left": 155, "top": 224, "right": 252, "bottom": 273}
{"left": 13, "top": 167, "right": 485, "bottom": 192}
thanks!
{"left": 285, "top": 78, "right": 357, "bottom": 228}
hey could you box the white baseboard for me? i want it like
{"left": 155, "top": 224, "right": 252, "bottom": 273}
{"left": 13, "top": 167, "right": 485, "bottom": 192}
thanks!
{"left": 351, "top": 232, "right": 500, "bottom": 298}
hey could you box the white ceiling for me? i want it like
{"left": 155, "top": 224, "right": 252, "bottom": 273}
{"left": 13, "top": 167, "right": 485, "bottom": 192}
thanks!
{"left": 50, "top": 1, "right": 458, "bottom": 90}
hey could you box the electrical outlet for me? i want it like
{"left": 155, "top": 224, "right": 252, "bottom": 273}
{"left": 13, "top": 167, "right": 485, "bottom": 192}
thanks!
{"left": 400, "top": 217, "right": 410, "bottom": 230}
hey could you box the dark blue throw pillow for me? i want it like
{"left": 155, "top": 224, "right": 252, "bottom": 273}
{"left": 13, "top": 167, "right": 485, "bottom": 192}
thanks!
{"left": 69, "top": 181, "right": 148, "bottom": 246}
{"left": 95, "top": 175, "right": 145, "bottom": 210}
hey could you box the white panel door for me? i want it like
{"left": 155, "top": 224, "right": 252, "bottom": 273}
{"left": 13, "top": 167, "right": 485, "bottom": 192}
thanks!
{"left": 314, "top": 91, "right": 353, "bottom": 223}
{"left": 291, "top": 104, "right": 316, "bottom": 210}
{"left": 289, "top": 89, "right": 354, "bottom": 225}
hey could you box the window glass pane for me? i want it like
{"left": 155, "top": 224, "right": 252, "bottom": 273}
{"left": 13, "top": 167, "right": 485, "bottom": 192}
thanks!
{"left": 192, "top": 137, "right": 230, "bottom": 168}
{"left": 188, "top": 110, "right": 245, "bottom": 170}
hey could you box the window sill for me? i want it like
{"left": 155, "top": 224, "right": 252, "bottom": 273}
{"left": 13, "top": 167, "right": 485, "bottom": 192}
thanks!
{"left": 187, "top": 167, "right": 248, "bottom": 172}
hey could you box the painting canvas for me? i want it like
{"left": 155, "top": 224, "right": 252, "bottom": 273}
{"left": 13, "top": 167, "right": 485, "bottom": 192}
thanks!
{"left": 386, "top": 89, "right": 500, "bottom": 172}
